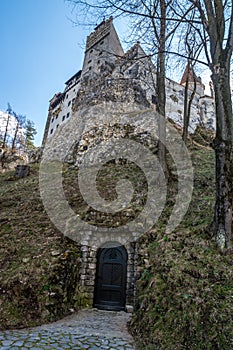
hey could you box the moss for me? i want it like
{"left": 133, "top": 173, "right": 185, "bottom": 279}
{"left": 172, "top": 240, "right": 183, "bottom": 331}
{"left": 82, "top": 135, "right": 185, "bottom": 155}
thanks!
{"left": 130, "top": 146, "right": 233, "bottom": 350}
{"left": 131, "top": 232, "right": 233, "bottom": 349}
{"left": 73, "top": 285, "right": 92, "bottom": 308}
{"left": 0, "top": 164, "right": 82, "bottom": 330}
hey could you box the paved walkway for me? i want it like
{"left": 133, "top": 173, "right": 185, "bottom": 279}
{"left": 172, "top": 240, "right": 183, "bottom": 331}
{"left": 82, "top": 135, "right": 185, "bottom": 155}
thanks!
{"left": 0, "top": 309, "right": 135, "bottom": 349}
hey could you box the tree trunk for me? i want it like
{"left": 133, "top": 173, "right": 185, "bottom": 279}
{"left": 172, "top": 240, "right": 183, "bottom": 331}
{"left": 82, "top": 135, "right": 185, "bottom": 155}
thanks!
{"left": 3, "top": 113, "right": 10, "bottom": 149}
{"left": 182, "top": 62, "right": 197, "bottom": 144}
{"left": 212, "top": 67, "right": 233, "bottom": 249}
{"left": 11, "top": 122, "right": 19, "bottom": 152}
{"left": 157, "top": 0, "right": 168, "bottom": 178}
{"left": 182, "top": 64, "right": 190, "bottom": 144}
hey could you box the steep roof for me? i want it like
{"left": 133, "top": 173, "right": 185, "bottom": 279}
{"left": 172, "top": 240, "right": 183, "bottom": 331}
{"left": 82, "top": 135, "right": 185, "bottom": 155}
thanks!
{"left": 180, "top": 63, "right": 201, "bottom": 85}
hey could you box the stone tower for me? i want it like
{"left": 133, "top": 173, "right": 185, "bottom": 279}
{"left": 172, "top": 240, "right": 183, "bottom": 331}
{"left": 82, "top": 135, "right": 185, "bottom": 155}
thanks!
{"left": 81, "top": 17, "right": 124, "bottom": 79}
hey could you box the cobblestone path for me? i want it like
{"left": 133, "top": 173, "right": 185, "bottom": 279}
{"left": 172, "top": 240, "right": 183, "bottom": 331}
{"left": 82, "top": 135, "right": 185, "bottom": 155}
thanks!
{"left": 0, "top": 309, "right": 135, "bottom": 349}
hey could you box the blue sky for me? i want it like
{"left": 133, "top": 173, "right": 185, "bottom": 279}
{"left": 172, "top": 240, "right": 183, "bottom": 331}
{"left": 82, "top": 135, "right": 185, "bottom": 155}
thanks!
{"left": 0, "top": 0, "right": 90, "bottom": 146}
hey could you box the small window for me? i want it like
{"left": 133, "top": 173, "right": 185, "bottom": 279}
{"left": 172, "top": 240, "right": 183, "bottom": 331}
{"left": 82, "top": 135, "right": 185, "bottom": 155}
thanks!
{"left": 68, "top": 101, "right": 71, "bottom": 106}
{"left": 67, "top": 112, "right": 70, "bottom": 118}
{"left": 152, "top": 95, "right": 157, "bottom": 105}
{"left": 56, "top": 115, "right": 58, "bottom": 119}
{"left": 88, "top": 59, "right": 92, "bottom": 64}
{"left": 100, "top": 40, "right": 104, "bottom": 45}
{"left": 90, "top": 49, "right": 93, "bottom": 54}
{"left": 50, "top": 129, "right": 53, "bottom": 134}
{"left": 66, "top": 94, "right": 69, "bottom": 99}
{"left": 89, "top": 67, "right": 92, "bottom": 70}
{"left": 62, "top": 115, "right": 65, "bottom": 121}
{"left": 51, "top": 118, "right": 54, "bottom": 123}
{"left": 99, "top": 51, "right": 103, "bottom": 56}
{"left": 56, "top": 124, "right": 59, "bottom": 128}
{"left": 98, "top": 60, "right": 100, "bottom": 64}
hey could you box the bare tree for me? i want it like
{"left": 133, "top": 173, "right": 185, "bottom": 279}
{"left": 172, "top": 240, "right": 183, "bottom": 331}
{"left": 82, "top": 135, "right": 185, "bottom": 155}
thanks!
{"left": 11, "top": 113, "right": 25, "bottom": 152}
{"left": 154, "top": 0, "right": 168, "bottom": 176}
{"left": 184, "top": 0, "right": 233, "bottom": 248}
{"left": 2, "top": 103, "right": 12, "bottom": 149}
{"left": 1, "top": 104, "right": 32, "bottom": 154}
{"left": 181, "top": 19, "right": 201, "bottom": 144}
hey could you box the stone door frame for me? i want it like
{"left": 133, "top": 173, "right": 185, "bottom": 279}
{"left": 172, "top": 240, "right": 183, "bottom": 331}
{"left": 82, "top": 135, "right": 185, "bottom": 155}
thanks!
{"left": 80, "top": 240, "right": 138, "bottom": 310}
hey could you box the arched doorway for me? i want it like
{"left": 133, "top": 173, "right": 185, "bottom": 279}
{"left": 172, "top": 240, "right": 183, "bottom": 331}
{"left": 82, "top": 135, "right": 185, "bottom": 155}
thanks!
{"left": 94, "top": 244, "right": 128, "bottom": 311}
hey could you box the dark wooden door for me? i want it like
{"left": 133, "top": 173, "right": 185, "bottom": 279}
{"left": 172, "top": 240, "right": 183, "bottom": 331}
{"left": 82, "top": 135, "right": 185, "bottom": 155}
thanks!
{"left": 94, "top": 245, "right": 127, "bottom": 311}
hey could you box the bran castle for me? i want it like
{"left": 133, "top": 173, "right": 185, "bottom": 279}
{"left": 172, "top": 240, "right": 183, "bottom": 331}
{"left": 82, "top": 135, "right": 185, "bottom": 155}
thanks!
{"left": 42, "top": 17, "right": 215, "bottom": 145}
{"left": 41, "top": 17, "right": 215, "bottom": 311}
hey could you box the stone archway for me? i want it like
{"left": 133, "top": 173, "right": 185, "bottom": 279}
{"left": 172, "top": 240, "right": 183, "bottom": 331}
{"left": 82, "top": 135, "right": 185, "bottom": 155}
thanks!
{"left": 79, "top": 239, "right": 137, "bottom": 311}
{"left": 94, "top": 244, "right": 128, "bottom": 311}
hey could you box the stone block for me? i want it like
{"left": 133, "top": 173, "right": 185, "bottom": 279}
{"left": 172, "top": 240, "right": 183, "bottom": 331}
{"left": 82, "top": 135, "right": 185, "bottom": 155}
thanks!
{"left": 15, "top": 165, "right": 30, "bottom": 178}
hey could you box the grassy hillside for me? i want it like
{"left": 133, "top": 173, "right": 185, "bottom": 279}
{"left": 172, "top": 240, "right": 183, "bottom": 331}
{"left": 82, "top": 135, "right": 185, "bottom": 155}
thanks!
{"left": 130, "top": 146, "right": 233, "bottom": 349}
{"left": 0, "top": 135, "right": 232, "bottom": 350}
{"left": 0, "top": 165, "right": 88, "bottom": 330}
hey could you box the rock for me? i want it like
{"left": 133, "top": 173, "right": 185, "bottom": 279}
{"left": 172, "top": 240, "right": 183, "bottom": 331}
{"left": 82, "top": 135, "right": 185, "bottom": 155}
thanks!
{"left": 51, "top": 250, "right": 61, "bottom": 256}
{"left": 41, "top": 309, "right": 50, "bottom": 318}
{"left": 0, "top": 148, "right": 5, "bottom": 159}
{"left": 126, "top": 304, "right": 134, "bottom": 313}
{"left": 0, "top": 151, "right": 28, "bottom": 173}
{"left": 28, "top": 147, "right": 42, "bottom": 163}
{"left": 15, "top": 165, "right": 30, "bottom": 178}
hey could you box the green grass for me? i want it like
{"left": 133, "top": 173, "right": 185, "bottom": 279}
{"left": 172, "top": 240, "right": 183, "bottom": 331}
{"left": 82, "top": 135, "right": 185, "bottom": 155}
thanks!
{"left": 0, "top": 164, "right": 84, "bottom": 330}
{"left": 129, "top": 145, "right": 233, "bottom": 350}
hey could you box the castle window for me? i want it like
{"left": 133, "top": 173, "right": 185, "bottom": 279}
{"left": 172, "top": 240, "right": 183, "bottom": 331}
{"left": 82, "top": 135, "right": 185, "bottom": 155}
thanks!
{"left": 66, "top": 94, "right": 69, "bottom": 99}
{"left": 98, "top": 60, "right": 100, "bottom": 64}
{"left": 51, "top": 118, "right": 54, "bottom": 123}
{"left": 100, "top": 40, "right": 104, "bottom": 45}
{"left": 62, "top": 115, "right": 65, "bottom": 121}
{"left": 88, "top": 59, "right": 92, "bottom": 64}
{"left": 89, "top": 67, "right": 92, "bottom": 70}
{"left": 67, "top": 112, "right": 70, "bottom": 118}
{"left": 56, "top": 124, "right": 59, "bottom": 128}
{"left": 50, "top": 129, "right": 53, "bottom": 134}
{"left": 152, "top": 95, "right": 157, "bottom": 105}
{"left": 99, "top": 51, "right": 103, "bottom": 56}
{"left": 68, "top": 101, "right": 71, "bottom": 106}
{"left": 90, "top": 49, "right": 93, "bottom": 54}
{"left": 56, "top": 115, "right": 58, "bottom": 119}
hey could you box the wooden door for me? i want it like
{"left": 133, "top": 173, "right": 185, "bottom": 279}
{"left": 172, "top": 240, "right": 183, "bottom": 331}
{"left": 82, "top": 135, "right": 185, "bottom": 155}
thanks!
{"left": 94, "top": 245, "right": 127, "bottom": 311}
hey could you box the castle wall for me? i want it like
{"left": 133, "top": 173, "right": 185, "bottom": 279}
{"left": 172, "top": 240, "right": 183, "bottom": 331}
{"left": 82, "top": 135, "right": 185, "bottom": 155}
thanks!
{"left": 199, "top": 96, "right": 216, "bottom": 130}
{"left": 47, "top": 72, "right": 82, "bottom": 138}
